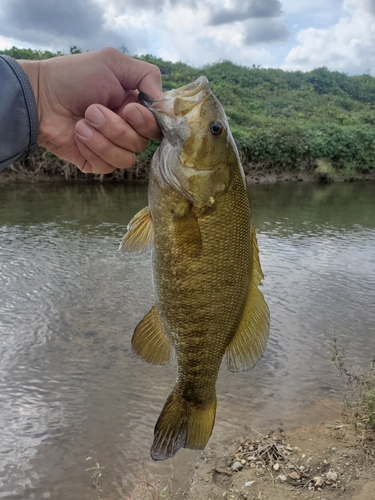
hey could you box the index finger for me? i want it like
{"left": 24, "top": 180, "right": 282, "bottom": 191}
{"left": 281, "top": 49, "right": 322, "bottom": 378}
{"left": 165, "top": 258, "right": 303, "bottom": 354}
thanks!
{"left": 107, "top": 51, "right": 163, "bottom": 99}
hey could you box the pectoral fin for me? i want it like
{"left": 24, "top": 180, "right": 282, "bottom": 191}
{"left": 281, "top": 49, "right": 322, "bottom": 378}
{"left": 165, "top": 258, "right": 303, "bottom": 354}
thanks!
{"left": 119, "top": 206, "right": 153, "bottom": 253}
{"left": 132, "top": 306, "right": 173, "bottom": 365}
{"left": 225, "top": 226, "right": 270, "bottom": 372}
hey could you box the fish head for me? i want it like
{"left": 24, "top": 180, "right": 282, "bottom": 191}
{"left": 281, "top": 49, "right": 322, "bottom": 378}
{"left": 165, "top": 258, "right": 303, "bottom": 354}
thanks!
{"left": 139, "top": 76, "right": 241, "bottom": 208}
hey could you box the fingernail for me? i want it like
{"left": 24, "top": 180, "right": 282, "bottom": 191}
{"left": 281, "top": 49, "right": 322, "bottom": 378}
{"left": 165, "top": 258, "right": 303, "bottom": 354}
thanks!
{"left": 76, "top": 121, "right": 94, "bottom": 139}
{"left": 80, "top": 163, "right": 93, "bottom": 174}
{"left": 124, "top": 106, "right": 143, "bottom": 124}
{"left": 86, "top": 105, "right": 105, "bottom": 126}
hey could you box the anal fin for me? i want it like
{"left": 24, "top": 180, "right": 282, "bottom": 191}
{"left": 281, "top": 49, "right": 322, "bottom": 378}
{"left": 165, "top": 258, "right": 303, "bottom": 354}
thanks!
{"left": 132, "top": 306, "right": 173, "bottom": 365}
{"left": 225, "top": 225, "right": 270, "bottom": 372}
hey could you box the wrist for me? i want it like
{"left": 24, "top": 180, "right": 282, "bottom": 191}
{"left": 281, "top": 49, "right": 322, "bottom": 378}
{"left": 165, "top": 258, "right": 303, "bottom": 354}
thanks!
{"left": 17, "top": 60, "right": 41, "bottom": 114}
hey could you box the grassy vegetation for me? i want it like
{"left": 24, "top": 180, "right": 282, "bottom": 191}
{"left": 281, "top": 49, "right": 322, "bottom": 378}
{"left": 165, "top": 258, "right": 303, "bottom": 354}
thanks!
{"left": 332, "top": 337, "right": 375, "bottom": 433}
{"left": 2, "top": 47, "right": 375, "bottom": 180}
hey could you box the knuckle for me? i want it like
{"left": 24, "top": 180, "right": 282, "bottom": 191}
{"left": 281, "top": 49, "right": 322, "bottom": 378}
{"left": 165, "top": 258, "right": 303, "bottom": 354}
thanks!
{"left": 148, "top": 64, "right": 161, "bottom": 79}
{"left": 93, "top": 135, "right": 112, "bottom": 155}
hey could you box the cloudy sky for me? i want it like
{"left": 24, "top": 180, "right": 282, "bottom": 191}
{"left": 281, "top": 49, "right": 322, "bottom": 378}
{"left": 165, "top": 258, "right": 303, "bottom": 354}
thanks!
{"left": 1, "top": 0, "right": 375, "bottom": 74}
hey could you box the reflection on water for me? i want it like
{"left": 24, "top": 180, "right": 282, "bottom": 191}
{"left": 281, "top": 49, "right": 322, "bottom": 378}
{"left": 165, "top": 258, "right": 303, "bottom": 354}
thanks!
{"left": 0, "top": 181, "right": 374, "bottom": 499}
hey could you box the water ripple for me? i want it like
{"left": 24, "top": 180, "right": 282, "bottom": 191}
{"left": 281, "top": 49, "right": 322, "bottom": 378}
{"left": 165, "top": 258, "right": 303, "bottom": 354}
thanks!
{"left": 0, "top": 181, "right": 374, "bottom": 498}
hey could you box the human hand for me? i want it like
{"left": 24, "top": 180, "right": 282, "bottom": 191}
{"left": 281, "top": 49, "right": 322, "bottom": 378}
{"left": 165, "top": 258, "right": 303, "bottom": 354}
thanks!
{"left": 20, "top": 48, "right": 162, "bottom": 174}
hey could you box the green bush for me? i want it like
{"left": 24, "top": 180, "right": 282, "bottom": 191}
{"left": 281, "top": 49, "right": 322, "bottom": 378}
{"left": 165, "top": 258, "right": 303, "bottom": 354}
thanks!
{"left": 2, "top": 47, "right": 375, "bottom": 178}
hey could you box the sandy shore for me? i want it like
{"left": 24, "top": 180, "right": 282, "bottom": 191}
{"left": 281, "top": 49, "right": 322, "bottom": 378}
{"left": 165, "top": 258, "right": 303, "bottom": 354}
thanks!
{"left": 187, "top": 419, "right": 374, "bottom": 500}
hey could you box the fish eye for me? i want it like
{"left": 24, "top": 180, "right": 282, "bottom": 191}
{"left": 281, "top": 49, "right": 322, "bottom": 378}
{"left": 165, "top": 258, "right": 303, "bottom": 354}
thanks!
{"left": 210, "top": 120, "right": 224, "bottom": 137}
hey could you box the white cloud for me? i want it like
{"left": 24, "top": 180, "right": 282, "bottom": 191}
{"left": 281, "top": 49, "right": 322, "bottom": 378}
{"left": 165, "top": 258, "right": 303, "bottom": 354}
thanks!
{"left": 1, "top": 0, "right": 374, "bottom": 74}
{"left": 0, "top": 34, "right": 25, "bottom": 50}
{"left": 283, "top": 0, "right": 375, "bottom": 74}
{"left": 107, "top": 2, "right": 275, "bottom": 66}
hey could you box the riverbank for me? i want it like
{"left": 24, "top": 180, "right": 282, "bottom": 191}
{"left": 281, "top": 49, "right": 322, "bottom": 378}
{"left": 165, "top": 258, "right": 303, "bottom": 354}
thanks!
{"left": 128, "top": 401, "right": 374, "bottom": 500}
{"left": 187, "top": 416, "right": 375, "bottom": 500}
{"left": 2, "top": 163, "right": 375, "bottom": 185}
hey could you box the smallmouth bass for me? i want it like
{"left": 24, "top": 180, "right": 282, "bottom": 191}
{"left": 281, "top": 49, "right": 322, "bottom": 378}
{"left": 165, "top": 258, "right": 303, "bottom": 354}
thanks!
{"left": 121, "top": 77, "right": 270, "bottom": 461}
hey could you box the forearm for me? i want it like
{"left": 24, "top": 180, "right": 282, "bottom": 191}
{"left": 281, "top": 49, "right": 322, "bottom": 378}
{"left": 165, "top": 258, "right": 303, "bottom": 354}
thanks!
{"left": 0, "top": 56, "right": 39, "bottom": 172}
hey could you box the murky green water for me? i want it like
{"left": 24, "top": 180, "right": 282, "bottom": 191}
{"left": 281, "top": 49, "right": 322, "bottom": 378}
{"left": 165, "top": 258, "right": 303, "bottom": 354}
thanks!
{"left": 0, "top": 181, "right": 374, "bottom": 499}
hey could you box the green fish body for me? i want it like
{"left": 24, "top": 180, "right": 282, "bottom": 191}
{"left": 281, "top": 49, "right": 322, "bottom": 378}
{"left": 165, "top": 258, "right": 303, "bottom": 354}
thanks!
{"left": 121, "top": 77, "right": 269, "bottom": 461}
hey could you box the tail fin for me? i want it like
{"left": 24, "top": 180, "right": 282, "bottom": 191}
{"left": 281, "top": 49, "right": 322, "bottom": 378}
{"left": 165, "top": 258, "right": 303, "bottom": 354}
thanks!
{"left": 150, "top": 389, "right": 217, "bottom": 461}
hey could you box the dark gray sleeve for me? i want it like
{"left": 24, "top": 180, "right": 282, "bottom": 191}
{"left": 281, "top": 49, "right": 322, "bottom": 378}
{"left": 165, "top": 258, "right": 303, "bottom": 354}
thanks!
{"left": 0, "top": 55, "right": 39, "bottom": 172}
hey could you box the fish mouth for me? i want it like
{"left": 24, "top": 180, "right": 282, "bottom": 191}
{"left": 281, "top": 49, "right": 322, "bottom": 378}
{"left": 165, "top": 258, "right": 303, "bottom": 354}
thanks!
{"left": 170, "top": 76, "right": 209, "bottom": 98}
{"left": 139, "top": 76, "right": 211, "bottom": 137}
{"left": 139, "top": 76, "right": 209, "bottom": 110}
{"left": 138, "top": 92, "right": 154, "bottom": 108}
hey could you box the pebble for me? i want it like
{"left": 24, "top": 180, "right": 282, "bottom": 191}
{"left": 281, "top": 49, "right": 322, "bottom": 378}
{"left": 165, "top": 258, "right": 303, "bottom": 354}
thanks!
{"left": 245, "top": 481, "right": 255, "bottom": 487}
{"left": 273, "top": 463, "right": 280, "bottom": 471}
{"left": 289, "top": 471, "right": 301, "bottom": 480}
{"left": 232, "top": 461, "right": 243, "bottom": 471}
{"left": 326, "top": 471, "right": 338, "bottom": 482}
{"left": 313, "top": 476, "right": 325, "bottom": 487}
{"left": 278, "top": 474, "right": 288, "bottom": 482}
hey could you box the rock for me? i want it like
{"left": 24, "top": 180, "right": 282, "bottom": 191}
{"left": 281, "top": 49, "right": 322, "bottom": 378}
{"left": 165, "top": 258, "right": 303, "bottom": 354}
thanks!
{"left": 241, "top": 459, "right": 247, "bottom": 465}
{"left": 288, "top": 471, "right": 301, "bottom": 480}
{"left": 278, "top": 474, "right": 288, "bottom": 482}
{"left": 326, "top": 471, "right": 338, "bottom": 482}
{"left": 245, "top": 481, "right": 255, "bottom": 487}
{"left": 231, "top": 461, "right": 243, "bottom": 471}
{"left": 285, "top": 446, "right": 293, "bottom": 452}
{"left": 273, "top": 463, "right": 280, "bottom": 471}
{"left": 313, "top": 476, "right": 325, "bottom": 487}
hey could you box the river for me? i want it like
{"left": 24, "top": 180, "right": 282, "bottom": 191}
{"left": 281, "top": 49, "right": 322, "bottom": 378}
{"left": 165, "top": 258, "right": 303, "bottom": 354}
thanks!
{"left": 0, "top": 181, "right": 374, "bottom": 499}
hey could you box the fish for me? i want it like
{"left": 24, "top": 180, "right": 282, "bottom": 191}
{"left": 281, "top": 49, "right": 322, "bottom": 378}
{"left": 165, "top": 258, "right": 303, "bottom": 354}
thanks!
{"left": 120, "top": 76, "right": 270, "bottom": 461}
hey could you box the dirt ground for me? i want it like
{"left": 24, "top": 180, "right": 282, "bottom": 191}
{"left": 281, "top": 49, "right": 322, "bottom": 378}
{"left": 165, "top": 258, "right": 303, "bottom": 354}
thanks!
{"left": 187, "top": 420, "right": 375, "bottom": 500}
